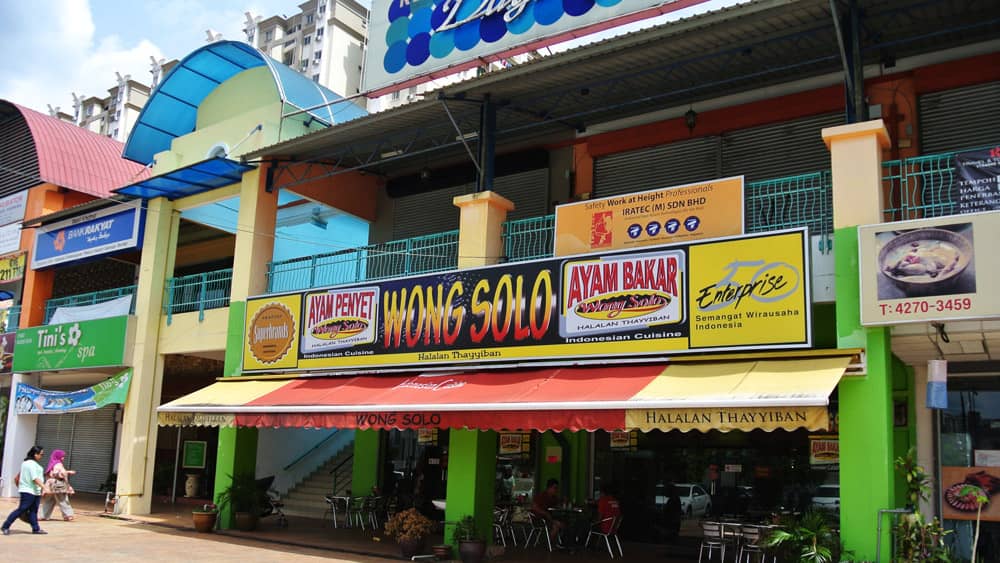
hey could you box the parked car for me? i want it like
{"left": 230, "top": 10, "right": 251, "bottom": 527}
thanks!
{"left": 810, "top": 484, "right": 840, "bottom": 513}
{"left": 662, "top": 483, "right": 712, "bottom": 517}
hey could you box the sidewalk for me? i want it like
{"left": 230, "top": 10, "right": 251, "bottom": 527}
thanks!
{"left": 2, "top": 494, "right": 703, "bottom": 562}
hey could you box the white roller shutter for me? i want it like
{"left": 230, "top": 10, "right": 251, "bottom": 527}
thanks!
{"left": 594, "top": 136, "right": 721, "bottom": 197}
{"left": 721, "top": 113, "right": 843, "bottom": 181}
{"left": 919, "top": 81, "right": 1000, "bottom": 154}
{"left": 35, "top": 406, "right": 117, "bottom": 493}
{"left": 391, "top": 169, "right": 549, "bottom": 239}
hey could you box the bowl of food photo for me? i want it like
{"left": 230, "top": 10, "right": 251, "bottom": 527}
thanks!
{"left": 877, "top": 228, "right": 973, "bottom": 297}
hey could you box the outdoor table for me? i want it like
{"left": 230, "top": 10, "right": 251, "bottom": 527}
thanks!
{"left": 548, "top": 506, "right": 593, "bottom": 549}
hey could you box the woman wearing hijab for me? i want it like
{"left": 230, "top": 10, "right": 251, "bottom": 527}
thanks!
{"left": 40, "top": 449, "right": 76, "bottom": 521}
{"left": 1, "top": 445, "right": 49, "bottom": 535}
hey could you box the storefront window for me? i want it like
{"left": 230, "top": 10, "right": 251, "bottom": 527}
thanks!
{"left": 940, "top": 378, "right": 1000, "bottom": 560}
{"left": 385, "top": 429, "right": 449, "bottom": 514}
{"left": 496, "top": 431, "right": 537, "bottom": 505}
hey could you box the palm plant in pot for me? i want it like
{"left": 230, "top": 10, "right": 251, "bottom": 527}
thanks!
{"left": 384, "top": 507, "right": 433, "bottom": 559}
{"left": 215, "top": 473, "right": 263, "bottom": 531}
{"left": 192, "top": 503, "right": 218, "bottom": 533}
{"left": 453, "top": 515, "right": 487, "bottom": 563}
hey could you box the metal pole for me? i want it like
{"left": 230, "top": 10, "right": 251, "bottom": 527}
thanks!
{"left": 850, "top": 0, "right": 868, "bottom": 121}
{"left": 171, "top": 428, "right": 182, "bottom": 504}
{"left": 477, "top": 94, "right": 496, "bottom": 193}
{"left": 875, "top": 508, "right": 910, "bottom": 563}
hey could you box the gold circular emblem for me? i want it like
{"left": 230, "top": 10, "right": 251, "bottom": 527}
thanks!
{"left": 248, "top": 303, "right": 295, "bottom": 364}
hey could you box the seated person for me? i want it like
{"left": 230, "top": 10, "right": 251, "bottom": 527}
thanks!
{"left": 531, "top": 478, "right": 565, "bottom": 543}
{"left": 596, "top": 483, "right": 622, "bottom": 533}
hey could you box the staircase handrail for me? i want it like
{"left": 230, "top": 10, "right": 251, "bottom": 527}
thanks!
{"left": 331, "top": 453, "right": 354, "bottom": 495}
{"left": 283, "top": 429, "right": 340, "bottom": 472}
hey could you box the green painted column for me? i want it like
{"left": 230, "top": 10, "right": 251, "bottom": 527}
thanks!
{"left": 835, "top": 226, "right": 895, "bottom": 561}
{"left": 565, "top": 431, "right": 590, "bottom": 503}
{"left": 444, "top": 430, "right": 496, "bottom": 547}
{"left": 352, "top": 429, "right": 381, "bottom": 497}
{"left": 213, "top": 301, "right": 259, "bottom": 529}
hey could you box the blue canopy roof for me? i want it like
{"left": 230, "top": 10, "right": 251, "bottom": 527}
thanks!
{"left": 114, "top": 157, "right": 255, "bottom": 200}
{"left": 122, "top": 41, "right": 366, "bottom": 166}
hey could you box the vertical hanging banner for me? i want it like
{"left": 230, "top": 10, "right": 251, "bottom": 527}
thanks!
{"left": 14, "top": 368, "right": 132, "bottom": 413}
{"left": 554, "top": 176, "right": 744, "bottom": 256}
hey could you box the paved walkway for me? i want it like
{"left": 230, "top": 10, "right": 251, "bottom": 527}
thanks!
{"left": 1, "top": 494, "right": 704, "bottom": 562}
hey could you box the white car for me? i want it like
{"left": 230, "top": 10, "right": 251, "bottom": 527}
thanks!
{"left": 674, "top": 483, "right": 712, "bottom": 517}
{"left": 811, "top": 485, "right": 840, "bottom": 513}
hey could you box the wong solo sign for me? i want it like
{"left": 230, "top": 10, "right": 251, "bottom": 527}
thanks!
{"left": 243, "top": 229, "right": 810, "bottom": 372}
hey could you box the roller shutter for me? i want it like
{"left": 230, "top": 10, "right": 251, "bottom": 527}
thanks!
{"left": 721, "top": 112, "right": 843, "bottom": 181}
{"left": 391, "top": 168, "right": 549, "bottom": 239}
{"left": 594, "top": 136, "right": 721, "bottom": 197}
{"left": 35, "top": 406, "right": 117, "bottom": 493}
{"left": 919, "top": 81, "right": 1000, "bottom": 154}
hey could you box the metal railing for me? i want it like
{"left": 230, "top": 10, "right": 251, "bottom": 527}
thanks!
{"left": 745, "top": 170, "right": 833, "bottom": 250}
{"left": 882, "top": 146, "right": 990, "bottom": 222}
{"left": 3, "top": 305, "right": 19, "bottom": 332}
{"left": 44, "top": 285, "right": 137, "bottom": 324}
{"left": 164, "top": 268, "right": 233, "bottom": 324}
{"left": 504, "top": 214, "right": 555, "bottom": 263}
{"left": 267, "top": 230, "right": 459, "bottom": 293}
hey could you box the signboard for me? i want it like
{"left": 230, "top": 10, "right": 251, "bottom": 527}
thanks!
{"left": 363, "top": 0, "right": 711, "bottom": 94}
{"left": 0, "top": 251, "right": 26, "bottom": 283}
{"left": 182, "top": 440, "right": 208, "bottom": 469}
{"left": 974, "top": 450, "right": 1000, "bottom": 467}
{"left": 609, "top": 430, "right": 637, "bottom": 451}
{"left": 554, "top": 176, "right": 744, "bottom": 255}
{"left": 0, "top": 223, "right": 20, "bottom": 255}
{"left": 809, "top": 436, "right": 839, "bottom": 466}
{"left": 32, "top": 202, "right": 144, "bottom": 269}
{"left": 499, "top": 433, "right": 524, "bottom": 455}
{"left": 626, "top": 405, "right": 828, "bottom": 433}
{"left": 417, "top": 428, "right": 439, "bottom": 444}
{"left": 859, "top": 211, "right": 1000, "bottom": 325}
{"left": 953, "top": 147, "right": 1000, "bottom": 213}
{"left": 0, "top": 191, "right": 27, "bottom": 227}
{"left": 14, "top": 368, "right": 132, "bottom": 414}
{"left": 941, "top": 466, "right": 1000, "bottom": 522}
{"left": 13, "top": 315, "right": 131, "bottom": 372}
{"left": 243, "top": 229, "right": 810, "bottom": 372}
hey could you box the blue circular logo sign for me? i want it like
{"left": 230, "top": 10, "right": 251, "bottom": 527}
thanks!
{"left": 664, "top": 219, "right": 680, "bottom": 234}
{"left": 684, "top": 216, "right": 701, "bottom": 232}
{"left": 645, "top": 221, "right": 661, "bottom": 236}
{"left": 627, "top": 224, "right": 642, "bottom": 239}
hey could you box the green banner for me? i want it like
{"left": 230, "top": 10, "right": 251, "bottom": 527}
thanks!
{"left": 182, "top": 441, "right": 207, "bottom": 469}
{"left": 13, "top": 315, "right": 129, "bottom": 372}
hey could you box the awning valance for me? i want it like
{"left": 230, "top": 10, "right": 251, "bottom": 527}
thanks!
{"left": 157, "top": 356, "right": 852, "bottom": 433}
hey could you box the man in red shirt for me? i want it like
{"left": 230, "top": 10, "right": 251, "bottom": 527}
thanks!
{"left": 596, "top": 483, "right": 622, "bottom": 533}
{"left": 531, "top": 478, "right": 564, "bottom": 543}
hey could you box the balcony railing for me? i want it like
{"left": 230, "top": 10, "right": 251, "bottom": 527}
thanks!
{"left": 164, "top": 268, "right": 233, "bottom": 324}
{"left": 882, "top": 146, "right": 990, "bottom": 222}
{"left": 267, "top": 231, "right": 459, "bottom": 293}
{"left": 745, "top": 171, "right": 833, "bottom": 249}
{"left": 44, "top": 285, "right": 137, "bottom": 324}
{"left": 504, "top": 215, "right": 555, "bottom": 263}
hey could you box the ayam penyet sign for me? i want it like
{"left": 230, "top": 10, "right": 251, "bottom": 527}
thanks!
{"left": 243, "top": 228, "right": 811, "bottom": 373}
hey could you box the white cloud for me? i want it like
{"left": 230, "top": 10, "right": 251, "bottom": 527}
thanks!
{"left": 0, "top": 0, "right": 163, "bottom": 115}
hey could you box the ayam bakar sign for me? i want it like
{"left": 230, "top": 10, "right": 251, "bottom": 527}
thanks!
{"left": 242, "top": 229, "right": 811, "bottom": 373}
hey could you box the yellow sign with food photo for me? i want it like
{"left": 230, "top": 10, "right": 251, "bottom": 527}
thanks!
{"left": 859, "top": 210, "right": 1000, "bottom": 325}
{"left": 554, "top": 176, "right": 744, "bottom": 256}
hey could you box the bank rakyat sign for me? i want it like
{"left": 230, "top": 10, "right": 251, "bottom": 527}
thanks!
{"left": 364, "top": 0, "right": 712, "bottom": 93}
{"left": 243, "top": 228, "right": 811, "bottom": 373}
{"left": 31, "top": 202, "right": 145, "bottom": 270}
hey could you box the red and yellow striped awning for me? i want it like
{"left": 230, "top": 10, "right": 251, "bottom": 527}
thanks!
{"left": 157, "top": 355, "right": 852, "bottom": 433}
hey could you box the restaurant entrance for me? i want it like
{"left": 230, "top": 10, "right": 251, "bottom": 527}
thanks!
{"left": 593, "top": 428, "right": 840, "bottom": 543}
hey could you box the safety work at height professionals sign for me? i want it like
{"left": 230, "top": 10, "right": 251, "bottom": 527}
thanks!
{"left": 243, "top": 229, "right": 812, "bottom": 373}
{"left": 363, "top": 0, "right": 712, "bottom": 94}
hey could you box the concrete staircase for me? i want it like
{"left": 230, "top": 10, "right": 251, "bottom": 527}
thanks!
{"left": 279, "top": 448, "right": 354, "bottom": 519}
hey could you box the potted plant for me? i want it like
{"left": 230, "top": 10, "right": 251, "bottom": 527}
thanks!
{"left": 763, "top": 509, "right": 847, "bottom": 563}
{"left": 893, "top": 448, "right": 953, "bottom": 562}
{"left": 452, "top": 515, "right": 487, "bottom": 563}
{"left": 191, "top": 503, "right": 218, "bottom": 533}
{"left": 384, "top": 507, "right": 433, "bottom": 559}
{"left": 215, "top": 473, "right": 264, "bottom": 531}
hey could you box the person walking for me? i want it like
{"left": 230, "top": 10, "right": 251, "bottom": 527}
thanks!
{"left": 2, "top": 445, "right": 50, "bottom": 535}
{"left": 40, "top": 449, "right": 75, "bottom": 521}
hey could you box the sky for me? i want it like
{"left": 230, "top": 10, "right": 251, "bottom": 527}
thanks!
{"left": 0, "top": 0, "right": 742, "bottom": 117}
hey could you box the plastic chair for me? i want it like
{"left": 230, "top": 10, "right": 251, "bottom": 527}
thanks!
{"left": 363, "top": 496, "right": 383, "bottom": 530}
{"left": 323, "top": 495, "right": 346, "bottom": 528}
{"left": 345, "top": 496, "right": 367, "bottom": 529}
{"left": 699, "top": 521, "right": 735, "bottom": 562}
{"left": 585, "top": 515, "right": 624, "bottom": 558}
{"left": 737, "top": 524, "right": 771, "bottom": 563}
{"left": 526, "top": 512, "right": 553, "bottom": 552}
{"left": 493, "top": 507, "right": 512, "bottom": 547}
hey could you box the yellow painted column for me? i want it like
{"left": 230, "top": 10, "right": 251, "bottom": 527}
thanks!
{"left": 229, "top": 168, "right": 277, "bottom": 302}
{"left": 453, "top": 191, "right": 515, "bottom": 268}
{"left": 823, "top": 119, "right": 894, "bottom": 560}
{"left": 116, "top": 197, "right": 179, "bottom": 515}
